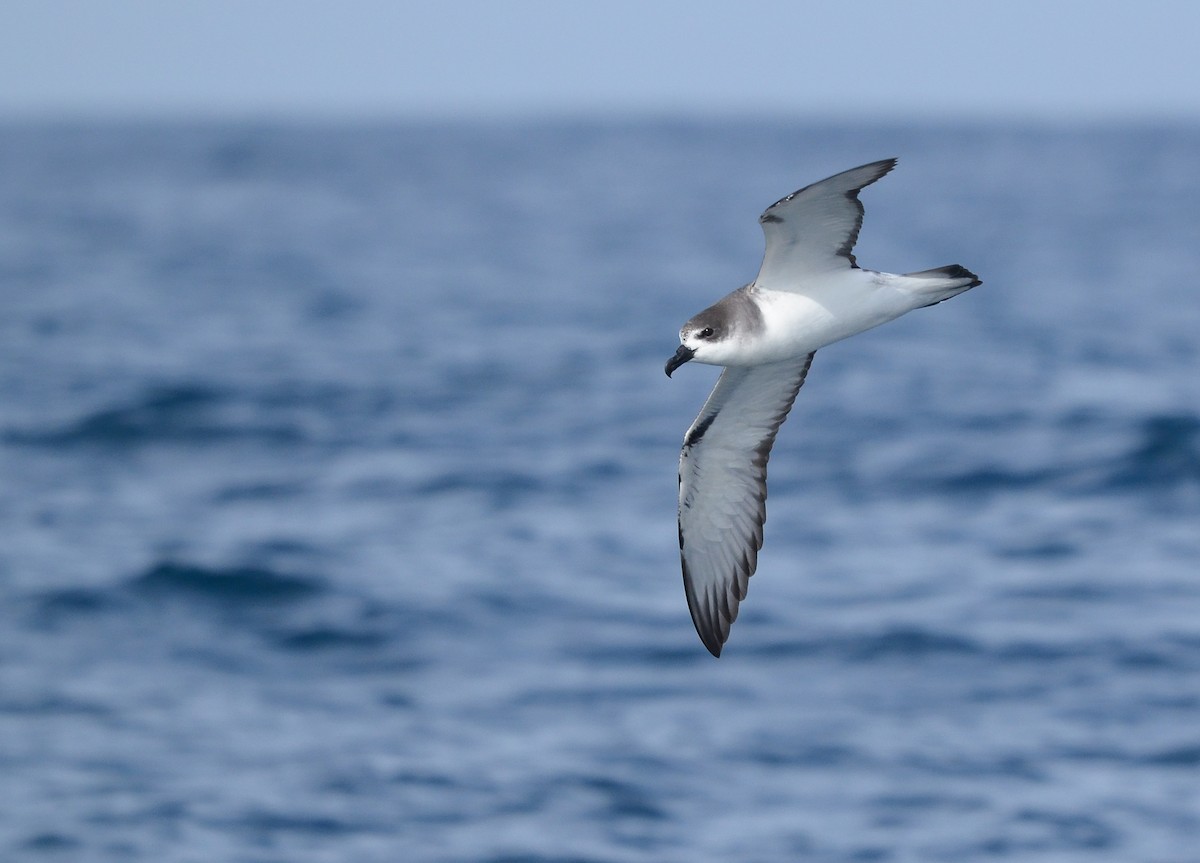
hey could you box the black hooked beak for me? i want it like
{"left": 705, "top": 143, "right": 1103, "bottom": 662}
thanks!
{"left": 664, "top": 344, "right": 695, "bottom": 377}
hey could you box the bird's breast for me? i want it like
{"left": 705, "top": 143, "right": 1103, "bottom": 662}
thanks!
{"left": 746, "top": 278, "right": 906, "bottom": 362}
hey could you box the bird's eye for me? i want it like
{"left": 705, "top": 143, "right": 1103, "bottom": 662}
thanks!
{"left": 698, "top": 327, "right": 714, "bottom": 339}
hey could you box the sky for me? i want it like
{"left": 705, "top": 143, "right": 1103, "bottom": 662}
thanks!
{"left": 3, "top": 0, "right": 1199, "bottom": 121}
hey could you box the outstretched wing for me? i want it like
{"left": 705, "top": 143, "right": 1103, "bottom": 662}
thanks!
{"left": 754, "top": 158, "right": 896, "bottom": 291}
{"left": 677, "top": 353, "right": 815, "bottom": 656}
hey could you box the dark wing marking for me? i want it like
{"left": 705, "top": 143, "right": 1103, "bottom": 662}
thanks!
{"left": 754, "top": 158, "right": 896, "bottom": 290}
{"left": 677, "top": 352, "right": 816, "bottom": 656}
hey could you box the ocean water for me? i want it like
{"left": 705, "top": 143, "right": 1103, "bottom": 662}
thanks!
{"left": 1, "top": 119, "right": 1198, "bottom": 862}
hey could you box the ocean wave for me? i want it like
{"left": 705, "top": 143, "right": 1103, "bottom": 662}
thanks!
{"left": 2, "top": 384, "right": 306, "bottom": 448}
{"left": 270, "top": 626, "right": 390, "bottom": 653}
{"left": 917, "top": 412, "right": 1200, "bottom": 499}
{"left": 731, "top": 628, "right": 1200, "bottom": 678}
{"left": 1140, "top": 745, "right": 1200, "bottom": 767}
{"left": 22, "top": 561, "right": 423, "bottom": 668}
{"left": 25, "top": 560, "right": 324, "bottom": 628}
{"left": 1104, "top": 413, "right": 1200, "bottom": 490}
{"left": 129, "top": 561, "right": 324, "bottom": 604}
{"left": 961, "top": 808, "right": 1118, "bottom": 854}
{"left": 742, "top": 626, "right": 984, "bottom": 661}
{"left": 1, "top": 380, "right": 417, "bottom": 450}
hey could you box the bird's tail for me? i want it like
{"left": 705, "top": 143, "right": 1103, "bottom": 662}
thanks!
{"left": 901, "top": 264, "right": 982, "bottom": 308}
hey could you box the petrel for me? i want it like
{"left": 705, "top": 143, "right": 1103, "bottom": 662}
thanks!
{"left": 665, "top": 159, "right": 981, "bottom": 656}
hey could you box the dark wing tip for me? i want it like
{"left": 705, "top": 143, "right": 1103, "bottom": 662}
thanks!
{"left": 681, "top": 558, "right": 727, "bottom": 658}
{"left": 759, "top": 157, "right": 899, "bottom": 226}
{"left": 860, "top": 157, "right": 899, "bottom": 181}
{"left": 949, "top": 264, "right": 983, "bottom": 287}
{"left": 695, "top": 612, "right": 726, "bottom": 658}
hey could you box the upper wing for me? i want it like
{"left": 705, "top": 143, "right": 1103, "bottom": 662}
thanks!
{"left": 754, "top": 158, "right": 896, "bottom": 291}
{"left": 677, "top": 353, "right": 815, "bottom": 656}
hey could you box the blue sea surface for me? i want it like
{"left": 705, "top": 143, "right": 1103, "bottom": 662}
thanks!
{"left": 1, "top": 120, "right": 1198, "bottom": 862}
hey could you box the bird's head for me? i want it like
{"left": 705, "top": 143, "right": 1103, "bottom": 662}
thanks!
{"left": 665, "top": 313, "right": 730, "bottom": 377}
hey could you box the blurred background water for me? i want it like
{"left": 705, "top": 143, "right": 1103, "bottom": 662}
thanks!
{"left": 1, "top": 119, "right": 1198, "bottom": 862}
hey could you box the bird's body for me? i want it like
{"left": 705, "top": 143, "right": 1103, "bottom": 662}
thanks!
{"left": 666, "top": 159, "right": 980, "bottom": 657}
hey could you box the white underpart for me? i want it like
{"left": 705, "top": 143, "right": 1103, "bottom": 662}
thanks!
{"left": 734, "top": 272, "right": 919, "bottom": 365}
